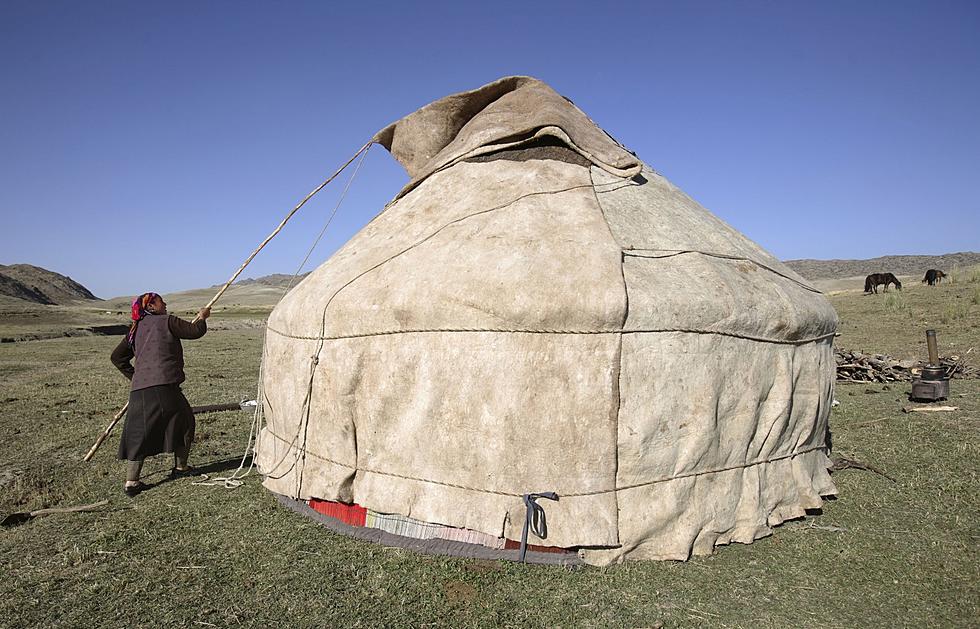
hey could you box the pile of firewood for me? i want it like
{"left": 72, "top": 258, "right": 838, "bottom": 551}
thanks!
{"left": 835, "top": 350, "right": 916, "bottom": 383}
{"left": 835, "top": 349, "right": 978, "bottom": 382}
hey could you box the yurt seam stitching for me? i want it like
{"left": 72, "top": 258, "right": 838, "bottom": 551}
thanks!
{"left": 587, "top": 163, "right": 626, "bottom": 540}
{"left": 590, "top": 173, "right": 820, "bottom": 293}
{"left": 259, "top": 426, "right": 827, "bottom": 498}
{"left": 271, "top": 182, "right": 598, "bottom": 491}
{"left": 264, "top": 326, "right": 837, "bottom": 346}
{"left": 622, "top": 249, "right": 821, "bottom": 293}
{"left": 322, "top": 182, "right": 597, "bottom": 304}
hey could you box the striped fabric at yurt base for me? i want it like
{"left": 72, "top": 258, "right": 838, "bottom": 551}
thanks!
{"left": 432, "top": 522, "right": 507, "bottom": 550}
{"left": 367, "top": 510, "right": 508, "bottom": 550}
{"left": 307, "top": 499, "right": 508, "bottom": 550}
{"left": 364, "top": 510, "right": 442, "bottom": 539}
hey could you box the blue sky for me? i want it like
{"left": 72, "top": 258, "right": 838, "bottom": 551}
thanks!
{"left": 1, "top": 1, "right": 978, "bottom": 298}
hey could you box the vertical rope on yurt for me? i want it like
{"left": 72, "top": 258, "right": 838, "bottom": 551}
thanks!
{"left": 221, "top": 143, "right": 373, "bottom": 490}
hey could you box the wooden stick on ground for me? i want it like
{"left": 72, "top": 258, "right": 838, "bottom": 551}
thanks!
{"left": 2, "top": 499, "right": 110, "bottom": 526}
{"left": 902, "top": 405, "right": 959, "bottom": 413}
{"left": 829, "top": 456, "right": 897, "bottom": 483}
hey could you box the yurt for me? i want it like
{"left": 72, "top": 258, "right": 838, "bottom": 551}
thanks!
{"left": 254, "top": 76, "right": 839, "bottom": 565}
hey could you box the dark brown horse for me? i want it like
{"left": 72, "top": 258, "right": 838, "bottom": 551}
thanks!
{"left": 922, "top": 269, "right": 946, "bottom": 285}
{"left": 864, "top": 272, "right": 902, "bottom": 294}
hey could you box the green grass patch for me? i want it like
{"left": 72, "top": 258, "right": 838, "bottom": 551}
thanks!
{"left": 1, "top": 301, "right": 978, "bottom": 627}
{"left": 830, "top": 275, "right": 980, "bottom": 361}
{"left": 883, "top": 291, "right": 911, "bottom": 318}
{"left": 948, "top": 263, "right": 980, "bottom": 285}
{"left": 942, "top": 301, "right": 972, "bottom": 324}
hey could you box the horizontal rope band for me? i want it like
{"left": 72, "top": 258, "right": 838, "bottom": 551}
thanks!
{"left": 258, "top": 426, "right": 828, "bottom": 499}
{"left": 265, "top": 324, "right": 837, "bottom": 346}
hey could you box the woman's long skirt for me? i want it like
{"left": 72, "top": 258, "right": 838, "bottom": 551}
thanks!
{"left": 118, "top": 384, "right": 195, "bottom": 461}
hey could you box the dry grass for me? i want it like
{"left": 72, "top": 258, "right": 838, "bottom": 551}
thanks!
{"left": 0, "top": 285, "right": 978, "bottom": 627}
{"left": 830, "top": 265, "right": 980, "bottom": 361}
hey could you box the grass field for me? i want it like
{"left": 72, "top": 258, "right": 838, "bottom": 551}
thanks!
{"left": 831, "top": 267, "right": 980, "bottom": 361}
{"left": 1, "top": 278, "right": 977, "bottom": 627}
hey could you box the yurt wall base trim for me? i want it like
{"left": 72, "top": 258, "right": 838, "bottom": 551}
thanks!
{"left": 274, "top": 493, "right": 584, "bottom": 566}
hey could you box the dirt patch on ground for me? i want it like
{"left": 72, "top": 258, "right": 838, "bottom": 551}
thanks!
{"left": 0, "top": 467, "right": 24, "bottom": 491}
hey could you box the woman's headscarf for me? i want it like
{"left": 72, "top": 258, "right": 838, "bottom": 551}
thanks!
{"left": 127, "top": 292, "right": 161, "bottom": 348}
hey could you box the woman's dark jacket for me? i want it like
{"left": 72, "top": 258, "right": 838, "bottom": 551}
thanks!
{"left": 110, "top": 314, "right": 207, "bottom": 388}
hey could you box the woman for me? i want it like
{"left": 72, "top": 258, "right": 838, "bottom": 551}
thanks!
{"left": 110, "top": 292, "right": 211, "bottom": 496}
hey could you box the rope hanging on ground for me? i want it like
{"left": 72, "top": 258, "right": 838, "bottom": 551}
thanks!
{"left": 191, "top": 399, "right": 260, "bottom": 489}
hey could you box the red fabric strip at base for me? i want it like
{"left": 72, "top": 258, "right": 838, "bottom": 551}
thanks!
{"left": 503, "top": 538, "right": 573, "bottom": 554}
{"left": 308, "top": 498, "right": 367, "bottom": 527}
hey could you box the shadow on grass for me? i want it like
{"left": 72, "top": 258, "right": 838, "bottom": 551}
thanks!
{"left": 142, "top": 455, "right": 253, "bottom": 488}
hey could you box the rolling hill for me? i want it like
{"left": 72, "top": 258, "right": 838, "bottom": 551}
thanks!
{"left": 0, "top": 264, "right": 98, "bottom": 304}
{"left": 5, "top": 251, "right": 978, "bottom": 313}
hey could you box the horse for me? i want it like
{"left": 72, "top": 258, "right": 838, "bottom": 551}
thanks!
{"left": 864, "top": 272, "right": 902, "bottom": 294}
{"left": 922, "top": 269, "right": 946, "bottom": 286}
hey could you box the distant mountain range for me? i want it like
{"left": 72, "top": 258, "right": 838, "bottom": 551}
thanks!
{"left": 783, "top": 252, "right": 980, "bottom": 281}
{"left": 0, "top": 264, "right": 98, "bottom": 304}
{"left": 3, "top": 252, "right": 979, "bottom": 307}
{"left": 223, "top": 273, "right": 309, "bottom": 287}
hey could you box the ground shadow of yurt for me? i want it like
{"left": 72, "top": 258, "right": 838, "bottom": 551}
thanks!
{"left": 254, "top": 76, "right": 839, "bottom": 565}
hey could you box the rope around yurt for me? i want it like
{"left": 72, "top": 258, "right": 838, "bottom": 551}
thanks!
{"left": 227, "top": 172, "right": 839, "bottom": 498}
{"left": 83, "top": 140, "right": 373, "bottom": 466}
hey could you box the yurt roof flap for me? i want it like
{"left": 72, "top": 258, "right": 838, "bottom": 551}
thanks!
{"left": 373, "top": 76, "right": 642, "bottom": 199}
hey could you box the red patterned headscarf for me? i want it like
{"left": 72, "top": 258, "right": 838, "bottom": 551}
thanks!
{"left": 127, "top": 292, "right": 161, "bottom": 348}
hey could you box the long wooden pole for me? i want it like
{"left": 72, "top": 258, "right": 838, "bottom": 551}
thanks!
{"left": 82, "top": 142, "right": 372, "bottom": 462}
{"left": 83, "top": 404, "right": 129, "bottom": 462}
{"left": 199, "top": 141, "right": 372, "bottom": 314}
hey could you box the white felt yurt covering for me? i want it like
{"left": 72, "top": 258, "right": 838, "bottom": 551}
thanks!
{"left": 254, "top": 76, "right": 839, "bottom": 565}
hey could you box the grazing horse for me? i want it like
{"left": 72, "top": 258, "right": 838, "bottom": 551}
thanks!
{"left": 864, "top": 272, "right": 902, "bottom": 294}
{"left": 922, "top": 269, "right": 946, "bottom": 286}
